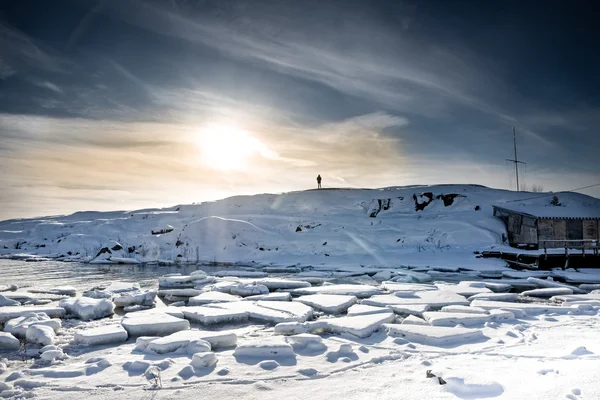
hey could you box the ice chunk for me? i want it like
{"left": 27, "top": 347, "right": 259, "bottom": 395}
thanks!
{"left": 215, "top": 270, "right": 267, "bottom": 278}
{"left": 180, "top": 306, "right": 248, "bottom": 325}
{"left": 289, "top": 284, "right": 382, "bottom": 298}
{"left": 192, "top": 330, "right": 237, "bottom": 348}
{"left": 26, "top": 325, "right": 55, "bottom": 346}
{"left": 580, "top": 284, "right": 600, "bottom": 291}
{"left": 83, "top": 289, "right": 113, "bottom": 299}
{"left": 488, "top": 309, "right": 514, "bottom": 320}
{"left": 134, "top": 336, "right": 160, "bottom": 351}
{"left": 40, "top": 349, "right": 66, "bottom": 361}
{"left": 228, "top": 283, "right": 269, "bottom": 297}
{"left": 0, "top": 306, "right": 65, "bottom": 323}
{"left": 74, "top": 325, "right": 128, "bottom": 345}
{"left": 191, "top": 352, "right": 218, "bottom": 368}
{"left": 125, "top": 306, "right": 184, "bottom": 319}
{"left": 346, "top": 304, "right": 393, "bottom": 316}
{"left": 381, "top": 282, "right": 438, "bottom": 292}
{"left": 526, "top": 277, "right": 585, "bottom": 294}
{"left": 502, "top": 270, "right": 551, "bottom": 279}
{"left": 188, "top": 292, "right": 241, "bottom": 305}
{"left": 59, "top": 297, "right": 114, "bottom": 321}
{"left": 4, "top": 313, "right": 61, "bottom": 337}
{"left": 521, "top": 288, "right": 573, "bottom": 298}
{"left": 284, "top": 333, "right": 323, "bottom": 347}
{"left": 275, "top": 313, "right": 394, "bottom": 338}
{"left": 550, "top": 293, "right": 600, "bottom": 303}
{"left": 103, "top": 282, "right": 140, "bottom": 294}
{"left": 186, "top": 339, "right": 212, "bottom": 355}
{"left": 233, "top": 337, "right": 295, "bottom": 358}
{"left": 242, "top": 292, "right": 292, "bottom": 302}
{"left": 250, "top": 278, "right": 311, "bottom": 290}
{"left": 441, "top": 305, "right": 488, "bottom": 314}
{"left": 470, "top": 300, "right": 573, "bottom": 315}
{"left": 146, "top": 331, "right": 211, "bottom": 354}
{"left": 468, "top": 293, "right": 519, "bottom": 302}
{"left": 122, "top": 313, "right": 190, "bottom": 337}
{"left": 157, "top": 289, "right": 202, "bottom": 298}
{"left": 0, "top": 332, "right": 20, "bottom": 350}
{"left": 0, "top": 295, "right": 20, "bottom": 307}
{"left": 482, "top": 282, "right": 513, "bottom": 292}
{"left": 553, "top": 269, "right": 600, "bottom": 284}
{"left": 386, "top": 324, "right": 485, "bottom": 346}
{"left": 392, "top": 270, "right": 433, "bottom": 283}
{"left": 363, "top": 290, "right": 468, "bottom": 311}
{"left": 211, "top": 301, "right": 313, "bottom": 324}
{"left": 295, "top": 295, "right": 357, "bottom": 314}
{"left": 113, "top": 290, "right": 157, "bottom": 308}
{"left": 29, "top": 286, "right": 77, "bottom": 296}
{"left": 435, "top": 282, "right": 492, "bottom": 297}
{"left": 159, "top": 275, "right": 197, "bottom": 288}
{"left": 401, "top": 315, "right": 428, "bottom": 325}
{"left": 423, "top": 312, "right": 491, "bottom": 327}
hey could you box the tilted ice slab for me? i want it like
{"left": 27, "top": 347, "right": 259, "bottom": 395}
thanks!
{"left": 550, "top": 293, "right": 600, "bottom": 303}
{"left": 0, "top": 306, "right": 65, "bottom": 323}
{"left": 553, "top": 269, "right": 600, "bottom": 284}
{"left": 363, "top": 290, "right": 469, "bottom": 311}
{"left": 470, "top": 300, "right": 574, "bottom": 315}
{"left": 526, "top": 277, "right": 586, "bottom": 294}
{"left": 211, "top": 300, "right": 313, "bottom": 323}
{"left": 441, "top": 305, "right": 488, "bottom": 314}
{"left": 521, "top": 288, "right": 573, "bottom": 298}
{"left": 346, "top": 304, "right": 393, "bottom": 317}
{"left": 242, "top": 292, "right": 292, "bottom": 302}
{"left": 435, "top": 282, "right": 492, "bottom": 297}
{"left": 0, "top": 295, "right": 20, "bottom": 307}
{"left": 247, "top": 278, "right": 311, "bottom": 290}
{"left": 234, "top": 337, "right": 295, "bottom": 358}
{"left": 59, "top": 297, "right": 114, "bottom": 321}
{"left": 295, "top": 295, "right": 357, "bottom": 314}
{"left": 29, "top": 286, "right": 77, "bottom": 296}
{"left": 122, "top": 313, "right": 190, "bottom": 337}
{"left": 401, "top": 315, "right": 428, "bottom": 325}
{"left": 188, "top": 292, "right": 241, "bottom": 305}
{"left": 381, "top": 282, "right": 437, "bottom": 293}
{"left": 468, "top": 293, "right": 520, "bottom": 302}
{"left": 74, "top": 324, "right": 128, "bottom": 345}
{"left": 289, "top": 284, "right": 382, "bottom": 298}
{"left": 180, "top": 306, "right": 248, "bottom": 325}
{"left": 423, "top": 312, "right": 492, "bottom": 327}
{"left": 386, "top": 324, "right": 485, "bottom": 346}
{"left": 275, "top": 312, "right": 394, "bottom": 338}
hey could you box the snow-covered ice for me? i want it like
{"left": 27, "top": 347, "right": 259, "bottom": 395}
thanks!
{"left": 26, "top": 325, "right": 55, "bottom": 346}
{"left": 121, "top": 312, "right": 190, "bottom": 337}
{"left": 295, "top": 294, "right": 357, "bottom": 314}
{"left": 234, "top": 337, "right": 295, "bottom": 358}
{"left": 4, "top": 313, "right": 61, "bottom": 337}
{"left": 180, "top": 306, "right": 248, "bottom": 325}
{"left": 74, "top": 325, "right": 128, "bottom": 345}
{"left": 521, "top": 288, "right": 574, "bottom": 298}
{"left": 423, "top": 311, "right": 491, "bottom": 326}
{"left": 59, "top": 297, "right": 114, "bottom": 321}
{"left": 289, "top": 284, "right": 382, "bottom": 298}
{"left": 188, "top": 291, "right": 241, "bottom": 305}
{"left": 0, "top": 332, "right": 20, "bottom": 350}
{"left": 386, "top": 324, "right": 486, "bottom": 346}
{"left": 0, "top": 306, "right": 65, "bottom": 323}
{"left": 191, "top": 352, "right": 218, "bottom": 368}
{"left": 346, "top": 304, "right": 393, "bottom": 316}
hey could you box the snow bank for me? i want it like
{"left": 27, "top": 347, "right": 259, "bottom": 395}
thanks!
{"left": 386, "top": 324, "right": 485, "bottom": 346}
{"left": 0, "top": 332, "right": 20, "bottom": 350}
{"left": 74, "top": 325, "right": 128, "bottom": 345}
{"left": 0, "top": 306, "right": 65, "bottom": 323}
{"left": 180, "top": 306, "right": 248, "bottom": 325}
{"left": 233, "top": 337, "right": 295, "bottom": 358}
{"left": 295, "top": 294, "right": 357, "bottom": 314}
{"left": 59, "top": 297, "right": 114, "bottom": 320}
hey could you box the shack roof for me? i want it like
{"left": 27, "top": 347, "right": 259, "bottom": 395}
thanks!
{"left": 493, "top": 204, "right": 600, "bottom": 220}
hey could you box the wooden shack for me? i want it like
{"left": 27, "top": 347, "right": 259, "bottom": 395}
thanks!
{"left": 492, "top": 205, "right": 600, "bottom": 249}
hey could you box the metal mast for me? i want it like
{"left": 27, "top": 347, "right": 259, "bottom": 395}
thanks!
{"left": 506, "top": 126, "right": 526, "bottom": 191}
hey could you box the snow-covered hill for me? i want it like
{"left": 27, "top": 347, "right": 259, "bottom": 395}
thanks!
{"left": 1, "top": 185, "right": 599, "bottom": 269}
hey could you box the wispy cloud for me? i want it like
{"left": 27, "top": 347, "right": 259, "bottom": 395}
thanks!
{"left": 31, "top": 80, "right": 63, "bottom": 94}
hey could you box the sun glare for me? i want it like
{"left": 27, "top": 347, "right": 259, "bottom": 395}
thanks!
{"left": 195, "top": 125, "right": 275, "bottom": 171}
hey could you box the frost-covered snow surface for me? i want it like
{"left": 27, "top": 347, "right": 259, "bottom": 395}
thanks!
{"left": 0, "top": 185, "right": 599, "bottom": 399}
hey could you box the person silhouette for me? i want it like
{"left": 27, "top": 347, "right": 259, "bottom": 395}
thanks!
{"left": 317, "top": 174, "right": 322, "bottom": 189}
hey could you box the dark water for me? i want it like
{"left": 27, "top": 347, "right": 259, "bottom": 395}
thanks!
{"left": 0, "top": 260, "right": 232, "bottom": 291}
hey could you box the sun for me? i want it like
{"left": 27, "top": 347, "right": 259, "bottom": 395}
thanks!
{"left": 195, "top": 125, "right": 274, "bottom": 171}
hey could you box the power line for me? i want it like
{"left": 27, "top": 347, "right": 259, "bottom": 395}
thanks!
{"left": 505, "top": 182, "right": 600, "bottom": 203}
{"left": 506, "top": 126, "right": 526, "bottom": 191}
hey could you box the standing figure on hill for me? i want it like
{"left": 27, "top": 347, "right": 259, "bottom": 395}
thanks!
{"left": 317, "top": 174, "right": 322, "bottom": 189}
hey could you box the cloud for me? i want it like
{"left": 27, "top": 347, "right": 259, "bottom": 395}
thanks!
{"left": 32, "top": 80, "right": 63, "bottom": 94}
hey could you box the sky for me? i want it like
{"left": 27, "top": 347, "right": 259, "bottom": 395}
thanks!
{"left": 1, "top": 0, "right": 599, "bottom": 219}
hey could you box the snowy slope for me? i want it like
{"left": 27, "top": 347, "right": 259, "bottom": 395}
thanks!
{"left": 1, "top": 185, "right": 598, "bottom": 268}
